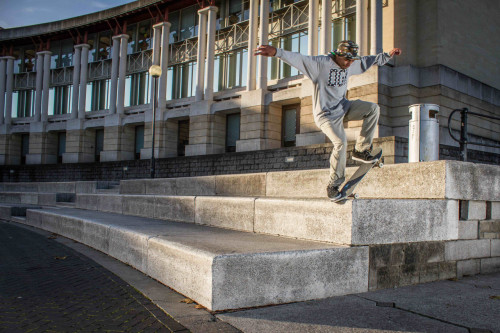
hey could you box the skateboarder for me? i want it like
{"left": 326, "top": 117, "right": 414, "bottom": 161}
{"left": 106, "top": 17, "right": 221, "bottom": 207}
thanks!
{"left": 254, "top": 40, "right": 401, "bottom": 201}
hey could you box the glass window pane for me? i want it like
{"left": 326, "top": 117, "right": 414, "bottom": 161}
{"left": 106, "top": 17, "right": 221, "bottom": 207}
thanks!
{"left": 228, "top": 0, "right": 242, "bottom": 24}
{"left": 300, "top": 31, "right": 308, "bottom": 55}
{"left": 86, "top": 83, "right": 92, "bottom": 111}
{"left": 346, "top": 15, "right": 356, "bottom": 41}
{"left": 126, "top": 24, "right": 137, "bottom": 53}
{"left": 138, "top": 21, "right": 152, "bottom": 51}
{"left": 24, "top": 48, "right": 36, "bottom": 72}
{"left": 283, "top": 108, "right": 296, "bottom": 144}
{"left": 169, "top": 12, "right": 180, "bottom": 43}
{"left": 241, "top": 49, "right": 248, "bottom": 87}
{"left": 60, "top": 39, "right": 73, "bottom": 67}
{"left": 12, "top": 91, "right": 19, "bottom": 117}
{"left": 48, "top": 87, "right": 55, "bottom": 115}
{"left": 87, "top": 34, "right": 96, "bottom": 62}
{"left": 125, "top": 76, "right": 132, "bottom": 107}
{"left": 98, "top": 32, "right": 112, "bottom": 60}
{"left": 180, "top": 6, "right": 196, "bottom": 40}
{"left": 332, "top": 19, "right": 344, "bottom": 51}
{"left": 226, "top": 113, "right": 240, "bottom": 152}
{"left": 167, "top": 67, "right": 174, "bottom": 100}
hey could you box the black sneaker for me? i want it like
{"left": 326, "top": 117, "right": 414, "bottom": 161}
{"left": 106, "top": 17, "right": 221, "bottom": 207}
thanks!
{"left": 327, "top": 182, "right": 341, "bottom": 201}
{"left": 352, "top": 147, "right": 379, "bottom": 163}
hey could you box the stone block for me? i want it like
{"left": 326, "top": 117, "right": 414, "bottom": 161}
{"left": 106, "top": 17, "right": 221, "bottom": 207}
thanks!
{"left": 215, "top": 173, "right": 266, "bottom": 197}
{"left": 20, "top": 193, "right": 38, "bottom": 204}
{"left": 145, "top": 179, "right": 176, "bottom": 195}
{"left": 419, "top": 262, "right": 440, "bottom": 283}
{"left": 446, "top": 162, "right": 500, "bottom": 201}
{"left": 26, "top": 209, "right": 42, "bottom": 228}
{"left": 212, "top": 246, "right": 369, "bottom": 311}
{"left": 155, "top": 196, "right": 195, "bottom": 223}
{"left": 488, "top": 201, "right": 500, "bottom": 219}
{"left": 458, "top": 220, "right": 479, "bottom": 239}
{"left": 76, "top": 181, "right": 97, "bottom": 194}
{"left": 122, "top": 195, "right": 155, "bottom": 218}
{"left": 147, "top": 236, "right": 214, "bottom": 309}
{"left": 438, "top": 261, "right": 457, "bottom": 280}
{"left": 445, "top": 239, "right": 491, "bottom": 261}
{"left": 460, "top": 201, "right": 487, "bottom": 220}
{"left": 38, "top": 193, "right": 57, "bottom": 206}
{"left": 39, "top": 182, "right": 76, "bottom": 193}
{"left": 120, "top": 180, "right": 146, "bottom": 194}
{"left": 108, "top": 226, "right": 151, "bottom": 273}
{"left": 457, "top": 259, "right": 481, "bottom": 278}
{"left": 76, "top": 194, "right": 99, "bottom": 210}
{"left": 81, "top": 220, "right": 110, "bottom": 253}
{"left": 176, "top": 176, "right": 215, "bottom": 196}
{"left": 97, "top": 195, "right": 123, "bottom": 214}
{"left": 480, "top": 257, "right": 500, "bottom": 274}
{"left": 195, "top": 196, "right": 255, "bottom": 232}
{"left": 492, "top": 239, "right": 500, "bottom": 257}
{"left": 57, "top": 215, "right": 84, "bottom": 242}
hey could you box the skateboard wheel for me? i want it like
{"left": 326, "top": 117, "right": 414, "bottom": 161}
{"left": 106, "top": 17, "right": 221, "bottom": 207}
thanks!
{"left": 353, "top": 193, "right": 359, "bottom": 199}
{"left": 378, "top": 162, "right": 384, "bottom": 168}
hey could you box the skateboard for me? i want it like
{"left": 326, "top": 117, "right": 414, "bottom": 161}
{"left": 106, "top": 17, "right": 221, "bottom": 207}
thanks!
{"left": 333, "top": 148, "right": 383, "bottom": 204}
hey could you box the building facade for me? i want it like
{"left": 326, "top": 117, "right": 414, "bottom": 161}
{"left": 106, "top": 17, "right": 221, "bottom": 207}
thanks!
{"left": 0, "top": 0, "right": 499, "bottom": 166}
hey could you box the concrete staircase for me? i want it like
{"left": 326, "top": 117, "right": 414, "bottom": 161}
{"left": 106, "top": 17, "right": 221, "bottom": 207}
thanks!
{"left": 1, "top": 160, "right": 499, "bottom": 311}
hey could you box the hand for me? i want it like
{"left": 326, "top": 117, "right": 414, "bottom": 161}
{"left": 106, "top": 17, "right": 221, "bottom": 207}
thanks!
{"left": 254, "top": 45, "right": 277, "bottom": 57}
{"left": 389, "top": 48, "right": 402, "bottom": 57}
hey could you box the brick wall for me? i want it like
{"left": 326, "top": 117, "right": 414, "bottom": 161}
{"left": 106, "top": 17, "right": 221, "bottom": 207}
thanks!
{"left": 1, "top": 136, "right": 499, "bottom": 182}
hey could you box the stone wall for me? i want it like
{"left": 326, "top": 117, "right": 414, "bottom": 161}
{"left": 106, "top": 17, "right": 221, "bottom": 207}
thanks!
{"left": 1, "top": 136, "right": 499, "bottom": 183}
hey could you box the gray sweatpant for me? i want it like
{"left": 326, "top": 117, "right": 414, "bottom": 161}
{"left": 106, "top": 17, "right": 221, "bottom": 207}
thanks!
{"left": 319, "top": 99, "right": 380, "bottom": 187}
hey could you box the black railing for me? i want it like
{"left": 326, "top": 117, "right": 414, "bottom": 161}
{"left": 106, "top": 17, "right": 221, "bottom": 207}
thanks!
{"left": 448, "top": 108, "right": 500, "bottom": 161}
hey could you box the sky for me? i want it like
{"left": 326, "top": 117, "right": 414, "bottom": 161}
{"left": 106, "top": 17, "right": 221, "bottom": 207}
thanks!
{"left": 0, "top": 0, "right": 137, "bottom": 29}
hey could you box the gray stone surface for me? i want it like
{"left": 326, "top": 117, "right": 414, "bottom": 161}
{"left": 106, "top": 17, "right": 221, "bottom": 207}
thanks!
{"left": 145, "top": 179, "right": 176, "bottom": 195}
{"left": 461, "top": 200, "right": 487, "bottom": 220}
{"left": 76, "top": 194, "right": 98, "bottom": 210}
{"left": 119, "top": 179, "right": 146, "bottom": 194}
{"left": 75, "top": 181, "right": 97, "bottom": 194}
{"left": 481, "top": 257, "right": 500, "bottom": 274}
{"left": 122, "top": 195, "right": 155, "bottom": 218}
{"left": 155, "top": 196, "right": 195, "bottom": 223}
{"left": 97, "top": 194, "right": 123, "bottom": 214}
{"left": 217, "top": 294, "right": 467, "bottom": 333}
{"left": 446, "top": 161, "right": 500, "bottom": 201}
{"left": 195, "top": 196, "right": 255, "bottom": 232}
{"left": 215, "top": 173, "right": 266, "bottom": 197}
{"left": 445, "top": 239, "right": 491, "bottom": 261}
{"left": 457, "top": 259, "right": 481, "bottom": 278}
{"left": 360, "top": 274, "right": 500, "bottom": 332}
{"left": 176, "top": 176, "right": 215, "bottom": 196}
{"left": 458, "top": 220, "right": 479, "bottom": 239}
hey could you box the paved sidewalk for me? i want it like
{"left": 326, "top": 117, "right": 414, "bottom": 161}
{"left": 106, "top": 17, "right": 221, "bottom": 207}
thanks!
{"left": 0, "top": 221, "right": 187, "bottom": 332}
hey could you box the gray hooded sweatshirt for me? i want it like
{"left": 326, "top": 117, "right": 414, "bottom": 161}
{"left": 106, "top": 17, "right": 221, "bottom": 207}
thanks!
{"left": 275, "top": 48, "right": 392, "bottom": 126}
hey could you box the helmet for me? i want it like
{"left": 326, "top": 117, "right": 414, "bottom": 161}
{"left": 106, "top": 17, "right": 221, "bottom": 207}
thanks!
{"left": 331, "top": 40, "right": 360, "bottom": 60}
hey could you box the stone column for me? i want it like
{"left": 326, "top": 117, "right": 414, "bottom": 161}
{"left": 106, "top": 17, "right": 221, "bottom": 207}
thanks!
{"left": 70, "top": 45, "right": 81, "bottom": 118}
{"left": 308, "top": 0, "right": 319, "bottom": 56}
{"left": 356, "top": 0, "right": 367, "bottom": 55}
{"left": 246, "top": 0, "right": 259, "bottom": 91}
{"left": 109, "top": 36, "right": 120, "bottom": 114}
{"left": 4, "top": 56, "right": 14, "bottom": 125}
{"left": 41, "top": 51, "right": 52, "bottom": 122}
{"left": 78, "top": 44, "right": 90, "bottom": 118}
{"left": 116, "top": 34, "right": 129, "bottom": 114}
{"left": 0, "top": 58, "right": 6, "bottom": 125}
{"left": 157, "top": 22, "right": 171, "bottom": 111}
{"left": 320, "top": 0, "right": 332, "bottom": 54}
{"left": 204, "top": 7, "right": 217, "bottom": 100}
{"left": 195, "top": 9, "right": 207, "bottom": 101}
{"left": 370, "top": 0, "right": 383, "bottom": 54}
{"left": 34, "top": 52, "right": 44, "bottom": 121}
{"left": 257, "top": 0, "right": 269, "bottom": 90}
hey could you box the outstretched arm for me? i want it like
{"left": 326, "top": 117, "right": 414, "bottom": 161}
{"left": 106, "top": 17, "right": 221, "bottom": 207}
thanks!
{"left": 254, "top": 45, "right": 321, "bottom": 80}
{"left": 351, "top": 48, "right": 402, "bottom": 75}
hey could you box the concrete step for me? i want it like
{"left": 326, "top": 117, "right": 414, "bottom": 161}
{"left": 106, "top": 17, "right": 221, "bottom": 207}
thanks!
{"left": 21, "top": 207, "right": 369, "bottom": 311}
{"left": 118, "top": 161, "right": 500, "bottom": 201}
{"left": 75, "top": 193, "right": 459, "bottom": 245}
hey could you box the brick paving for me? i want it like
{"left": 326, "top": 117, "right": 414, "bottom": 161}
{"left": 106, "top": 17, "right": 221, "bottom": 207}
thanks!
{"left": 0, "top": 221, "right": 188, "bottom": 332}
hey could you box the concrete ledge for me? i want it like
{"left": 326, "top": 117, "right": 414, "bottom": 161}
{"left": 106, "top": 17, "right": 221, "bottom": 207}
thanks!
{"left": 195, "top": 196, "right": 255, "bottom": 232}
{"left": 445, "top": 239, "right": 491, "bottom": 261}
{"left": 21, "top": 207, "right": 368, "bottom": 311}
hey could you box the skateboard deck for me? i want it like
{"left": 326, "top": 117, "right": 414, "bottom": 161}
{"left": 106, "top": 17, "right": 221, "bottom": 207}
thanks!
{"left": 333, "top": 148, "right": 383, "bottom": 204}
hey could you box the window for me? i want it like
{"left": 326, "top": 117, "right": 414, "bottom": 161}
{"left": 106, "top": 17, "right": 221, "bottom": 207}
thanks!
{"left": 135, "top": 125, "right": 144, "bottom": 160}
{"left": 49, "top": 85, "right": 73, "bottom": 115}
{"left": 95, "top": 129, "right": 104, "bottom": 162}
{"left": 269, "top": 31, "right": 308, "bottom": 80}
{"left": 168, "top": 12, "right": 180, "bottom": 43}
{"left": 127, "top": 24, "right": 137, "bottom": 53}
{"left": 57, "top": 132, "right": 66, "bottom": 164}
{"left": 282, "top": 104, "right": 300, "bottom": 147}
{"left": 332, "top": 15, "right": 356, "bottom": 50}
{"left": 226, "top": 113, "right": 240, "bottom": 152}
{"left": 13, "top": 90, "right": 35, "bottom": 118}
{"left": 167, "top": 62, "right": 196, "bottom": 100}
{"left": 125, "top": 72, "right": 150, "bottom": 107}
{"left": 180, "top": 6, "right": 197, "bottom": 40}
{"left": 97, "top": 32, "right": 112, "bottom": 60}
{"left": 177, "top": 120, "right": 189, "bottom": 156}
{"left": 214, "top": 49, "right": 247, "bottom": 92}
{"left": 86, "top": 80, "right": 109, "bottom": 111}
{"left": 137, "top": 21, "right": 152, "bottom": 52}
{"left": 12, "top": 46, "right": 35, "bottom": 73}
{"left": 21, "top": 134, "right": 29, "bottom": 165}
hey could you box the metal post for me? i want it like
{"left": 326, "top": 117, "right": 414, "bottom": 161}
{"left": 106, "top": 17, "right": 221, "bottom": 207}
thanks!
{"left": 149, "top": 65, "right": 161, "bottom": 178}
{"left": 460, "top": 108, "right": 468, "bottom": 162}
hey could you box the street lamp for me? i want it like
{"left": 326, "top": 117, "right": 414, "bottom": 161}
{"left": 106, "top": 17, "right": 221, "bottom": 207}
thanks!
{"left": 149, "top": 65, "right": 162, "bottom": 179}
